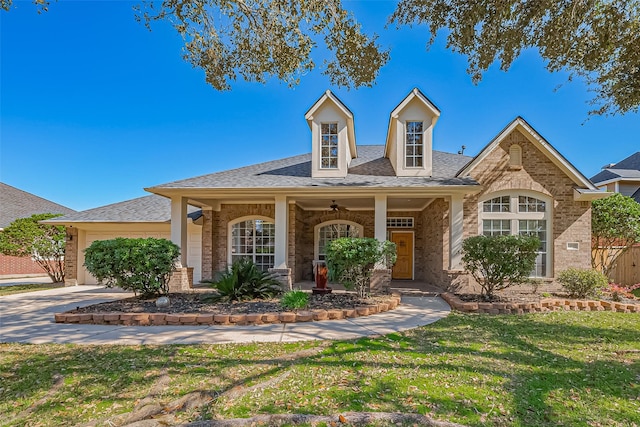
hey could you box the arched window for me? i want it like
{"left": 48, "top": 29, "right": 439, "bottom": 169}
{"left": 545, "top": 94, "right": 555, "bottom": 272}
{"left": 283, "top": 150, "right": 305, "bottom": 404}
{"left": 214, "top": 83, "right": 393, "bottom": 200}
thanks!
{"left": 229, "top": 217, "right": 275, "bottom": 271}
{"left": 315, "top": 220, "right": 363, "bottom": 260}
{"left": 479, "top": 192, "right": 551, "bottom": 277}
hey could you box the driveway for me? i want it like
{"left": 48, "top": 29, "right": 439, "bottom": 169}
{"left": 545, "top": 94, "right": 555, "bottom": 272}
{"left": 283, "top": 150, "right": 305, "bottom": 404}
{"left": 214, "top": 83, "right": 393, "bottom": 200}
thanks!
{"left": 0, "top": 285, "right": 451, "bottom": 345}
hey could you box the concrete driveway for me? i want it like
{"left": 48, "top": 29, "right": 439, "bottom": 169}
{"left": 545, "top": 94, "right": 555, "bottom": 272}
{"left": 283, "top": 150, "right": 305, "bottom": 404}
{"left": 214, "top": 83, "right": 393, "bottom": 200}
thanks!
{"left": 0, "top": 285, "right": 451, "bottom": 345}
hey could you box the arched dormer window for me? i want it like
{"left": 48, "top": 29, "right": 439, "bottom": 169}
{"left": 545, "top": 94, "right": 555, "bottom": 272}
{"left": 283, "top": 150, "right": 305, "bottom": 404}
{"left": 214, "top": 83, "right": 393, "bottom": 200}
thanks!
{"left": 229, "top": 216, "right": 275, "bottom": 271}
{"left": 479, "top": 192, "right": 551, "bottom": 277}
{"left": 314, "top": 220, "right": 363, "bottom": 261}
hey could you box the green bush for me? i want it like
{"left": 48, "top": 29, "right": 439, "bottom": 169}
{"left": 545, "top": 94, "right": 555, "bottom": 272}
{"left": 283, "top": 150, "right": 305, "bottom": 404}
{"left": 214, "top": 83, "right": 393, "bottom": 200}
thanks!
{"left": 325, "top": 237, "right": 397, "bottom": 298}
{"left": 281, "top": 290, "right": 309, "bottom": 310}
{"left": 204, "top": 258, "right": 282, "bottom": 302}
{"left": 557, "top": 268, "right": 608, "bottom": 299}
{"left": 462, "top": 235, "right": 540, "bottom": 300}
{"left": 84, "top": 238, "right": 180, "bottom": 297}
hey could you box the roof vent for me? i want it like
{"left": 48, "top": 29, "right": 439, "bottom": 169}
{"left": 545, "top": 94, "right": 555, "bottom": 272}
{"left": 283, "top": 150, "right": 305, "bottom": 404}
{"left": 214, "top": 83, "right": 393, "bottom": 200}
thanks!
{"left": 601, "top": 163, "right": 616, "bottom": 169}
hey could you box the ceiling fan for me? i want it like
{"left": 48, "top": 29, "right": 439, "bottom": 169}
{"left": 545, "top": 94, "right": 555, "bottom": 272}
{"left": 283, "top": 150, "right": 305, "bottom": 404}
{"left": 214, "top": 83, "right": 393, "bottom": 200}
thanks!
{"left": 329, "top": 200, "right": 348, "bottom": 212}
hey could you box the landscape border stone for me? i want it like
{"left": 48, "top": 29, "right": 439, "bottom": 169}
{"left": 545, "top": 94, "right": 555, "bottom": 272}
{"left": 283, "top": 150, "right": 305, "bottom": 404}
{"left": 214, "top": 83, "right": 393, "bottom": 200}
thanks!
{"left": 440, "top": 292, "right": 640, "bottom": 314}
{"left": 53, "top": 294, "right": 402, "bottom": 326}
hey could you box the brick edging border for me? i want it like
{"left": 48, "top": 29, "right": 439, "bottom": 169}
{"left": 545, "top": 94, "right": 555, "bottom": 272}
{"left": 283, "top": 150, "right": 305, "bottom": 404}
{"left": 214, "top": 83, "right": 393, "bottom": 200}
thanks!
{"left": 53, "top": 295, "right": 402, "bottom": 326}
{"left": 440, "top": 292, "right": 640, "bottom": 314}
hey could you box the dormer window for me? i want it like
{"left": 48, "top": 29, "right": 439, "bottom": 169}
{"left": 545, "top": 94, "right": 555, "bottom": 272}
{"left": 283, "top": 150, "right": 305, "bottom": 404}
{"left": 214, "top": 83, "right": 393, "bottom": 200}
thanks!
{"left": 405, "top": 121, "right": 423, "bottom": 167}
{"left": 321, "top": 123, "right": 338, "bottom": 169}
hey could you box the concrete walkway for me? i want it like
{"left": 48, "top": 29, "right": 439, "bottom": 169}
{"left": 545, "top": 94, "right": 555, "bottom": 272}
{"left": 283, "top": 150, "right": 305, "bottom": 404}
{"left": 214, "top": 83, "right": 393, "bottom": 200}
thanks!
{"left": 0, "top": 285, "right": 451, "bottom": 345}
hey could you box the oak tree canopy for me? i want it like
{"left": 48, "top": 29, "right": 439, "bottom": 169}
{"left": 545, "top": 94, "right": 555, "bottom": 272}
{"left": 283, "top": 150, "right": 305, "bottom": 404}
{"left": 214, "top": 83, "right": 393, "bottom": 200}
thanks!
{"left": 4, "top": 0, "right": 639, "bottom": 115}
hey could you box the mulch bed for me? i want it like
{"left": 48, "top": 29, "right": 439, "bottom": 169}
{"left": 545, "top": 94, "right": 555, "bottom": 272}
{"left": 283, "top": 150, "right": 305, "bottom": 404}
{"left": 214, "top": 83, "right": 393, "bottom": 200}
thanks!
{"left": 73, "top": 292, "right": 394, "bottom": 315}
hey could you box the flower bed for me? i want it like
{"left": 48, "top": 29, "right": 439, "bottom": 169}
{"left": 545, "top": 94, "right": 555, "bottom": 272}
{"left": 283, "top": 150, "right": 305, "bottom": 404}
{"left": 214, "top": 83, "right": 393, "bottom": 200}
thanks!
{"left": 53, "top": 294, "right": 402, "bottom": 326}
{"left": 441, "top": 292, "right": 640, "bottom": 314}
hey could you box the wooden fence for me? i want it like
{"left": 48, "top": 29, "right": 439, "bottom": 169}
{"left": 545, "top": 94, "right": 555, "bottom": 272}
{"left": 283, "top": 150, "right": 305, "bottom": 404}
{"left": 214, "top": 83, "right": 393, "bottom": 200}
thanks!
{"left": 608, "top": 245, "right": 640, "bottom": 286}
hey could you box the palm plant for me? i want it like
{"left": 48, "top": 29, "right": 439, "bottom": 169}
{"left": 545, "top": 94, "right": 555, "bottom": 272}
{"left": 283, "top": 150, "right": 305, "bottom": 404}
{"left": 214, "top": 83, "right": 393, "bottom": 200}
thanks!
{"left": 203, "top": 258, "right": 282, "bottom": 302}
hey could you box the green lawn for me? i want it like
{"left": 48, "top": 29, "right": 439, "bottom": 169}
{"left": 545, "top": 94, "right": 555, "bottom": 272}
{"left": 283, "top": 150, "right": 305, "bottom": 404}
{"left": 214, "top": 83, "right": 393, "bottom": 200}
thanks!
{"left": 0, "top": 283, "right": 63, "bottom": 296}
{"left": 1, "top": 311, "right": 638, "bottom": 426}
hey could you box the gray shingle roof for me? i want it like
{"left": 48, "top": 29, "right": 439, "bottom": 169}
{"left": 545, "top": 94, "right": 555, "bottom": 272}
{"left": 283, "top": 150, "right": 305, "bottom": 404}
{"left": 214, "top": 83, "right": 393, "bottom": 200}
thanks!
{"left": 149, "top": 145, "right": 476, "bottom": 190}
{"left": 591, "top": 152, "right": 640, "bottom": 184}
{"left": 46, "top": 195, "right": 201, "bottom": 223}
{"left": 0, "top": 182, "right": 76, "bottom": 229}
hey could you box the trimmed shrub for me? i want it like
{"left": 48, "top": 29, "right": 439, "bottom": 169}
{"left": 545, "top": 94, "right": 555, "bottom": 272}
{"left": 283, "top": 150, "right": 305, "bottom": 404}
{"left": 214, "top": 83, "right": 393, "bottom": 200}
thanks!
{"left": 557, "top": 268, "right": 608, "bottom": 299}
{"left": 281, "top": 290, "right": 309, "bottom": 310}
{"left": 204, "top": 258, "right": 282, "bottom": 302}
{"left": 325, "top": 237, "right": 397, "bottom": 298}
{"left": 84, "top": 237, "right": 180, "bottom": 297}
{"left": 462, "top": 235, "right": 540, "bottom": 300}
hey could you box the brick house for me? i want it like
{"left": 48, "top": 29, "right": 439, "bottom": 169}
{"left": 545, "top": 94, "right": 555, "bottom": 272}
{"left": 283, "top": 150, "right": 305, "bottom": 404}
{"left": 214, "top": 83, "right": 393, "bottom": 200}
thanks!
{"left": 0, "top": 182, "right": 75, "bottom": 278}
{"left": 48, "top": 89, "right": 606, "bottom": 291}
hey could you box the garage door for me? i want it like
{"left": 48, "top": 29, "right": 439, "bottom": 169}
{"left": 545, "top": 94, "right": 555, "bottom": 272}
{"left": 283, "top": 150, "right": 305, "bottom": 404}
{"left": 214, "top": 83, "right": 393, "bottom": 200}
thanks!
{"left": 83, "top": 231, "right": 202, "bottom": 285}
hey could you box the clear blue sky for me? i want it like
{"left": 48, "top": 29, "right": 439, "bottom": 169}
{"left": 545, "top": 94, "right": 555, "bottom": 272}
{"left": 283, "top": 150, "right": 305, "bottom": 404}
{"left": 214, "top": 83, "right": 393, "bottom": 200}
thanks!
{"left": 1, "top": 1, "right": 638, "bottom": 211}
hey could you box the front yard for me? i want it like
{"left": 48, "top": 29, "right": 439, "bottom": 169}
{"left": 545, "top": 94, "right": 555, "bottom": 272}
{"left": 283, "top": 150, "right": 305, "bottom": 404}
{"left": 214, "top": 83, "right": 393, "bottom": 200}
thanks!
{"left": 1, "top": 311, "right": 638, "bottom": 426}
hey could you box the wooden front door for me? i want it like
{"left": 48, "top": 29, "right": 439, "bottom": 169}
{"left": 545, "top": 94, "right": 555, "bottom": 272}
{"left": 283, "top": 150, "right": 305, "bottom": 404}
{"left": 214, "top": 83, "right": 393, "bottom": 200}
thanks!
{"left": 391, "top": 232, "right": 413, "bottom": 279}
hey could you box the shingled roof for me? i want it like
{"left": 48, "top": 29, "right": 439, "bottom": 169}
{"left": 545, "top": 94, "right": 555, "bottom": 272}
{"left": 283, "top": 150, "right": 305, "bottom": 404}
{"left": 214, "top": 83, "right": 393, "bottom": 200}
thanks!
{"left": 147, "top": 145, "right": 476, "bottom": 190}
{"left": 0, "top": 182, "right": 76, "bottom": 229}
{"left": 591, "top": 152, "right": 640, "bottom": 184}
{"left": 46, "top": 195, "right": 202, "bottom": 224}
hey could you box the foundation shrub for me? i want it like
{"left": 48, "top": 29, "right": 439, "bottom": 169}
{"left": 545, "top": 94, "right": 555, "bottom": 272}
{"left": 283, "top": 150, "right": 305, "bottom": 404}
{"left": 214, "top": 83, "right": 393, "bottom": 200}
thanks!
{"left": 83, "top": 237, "right": 180, "bottom": 297}
{"left": 557, "top": 268, "right": 608, "bottom": 299}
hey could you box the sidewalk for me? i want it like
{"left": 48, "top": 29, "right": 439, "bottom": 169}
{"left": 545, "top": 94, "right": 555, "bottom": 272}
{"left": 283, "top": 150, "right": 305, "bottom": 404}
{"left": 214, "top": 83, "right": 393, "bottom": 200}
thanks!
{"left": 0, "top": 285, "right": 450, "bottom": 345}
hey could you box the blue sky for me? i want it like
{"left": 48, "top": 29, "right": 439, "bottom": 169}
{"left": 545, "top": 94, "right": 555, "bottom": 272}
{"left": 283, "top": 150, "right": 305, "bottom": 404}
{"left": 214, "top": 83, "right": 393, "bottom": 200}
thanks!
{"left": 1, "top": 1, "right": 638, "bottom": 211}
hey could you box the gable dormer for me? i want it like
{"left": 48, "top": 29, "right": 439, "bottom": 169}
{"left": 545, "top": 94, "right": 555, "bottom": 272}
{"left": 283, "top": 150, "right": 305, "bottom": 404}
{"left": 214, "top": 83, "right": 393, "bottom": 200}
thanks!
{"left": 384, "top": 88, "right": 440, "bottom": 177}
{"left": 305, "top": 90, "right": 357, "bottom": 178}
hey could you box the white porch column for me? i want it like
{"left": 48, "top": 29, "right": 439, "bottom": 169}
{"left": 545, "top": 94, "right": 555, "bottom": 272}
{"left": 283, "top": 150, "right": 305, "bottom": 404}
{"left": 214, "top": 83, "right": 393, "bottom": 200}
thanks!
{"left": 374, "top": 194, "right": 387, "bottom": 242}
{"left": 449, "top": 194, "right": 464, "bottom": 270}
{"left": 171, "top": 196, "right": 188, "bottom": 267}
{"left": 274, "top": 195, "right": 288, "bottom": 269}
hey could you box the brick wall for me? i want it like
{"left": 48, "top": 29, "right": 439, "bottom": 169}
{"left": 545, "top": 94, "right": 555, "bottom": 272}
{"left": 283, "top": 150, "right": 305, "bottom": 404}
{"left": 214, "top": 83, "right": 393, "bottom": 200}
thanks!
{"left": 464, "top": 129, "right": 592, "bottom": 278}
{"left": 0, "top": 254, "right": 48, "bottom": 276}
{"left": 201, "top": 210, "right": 214, "bottom": 281}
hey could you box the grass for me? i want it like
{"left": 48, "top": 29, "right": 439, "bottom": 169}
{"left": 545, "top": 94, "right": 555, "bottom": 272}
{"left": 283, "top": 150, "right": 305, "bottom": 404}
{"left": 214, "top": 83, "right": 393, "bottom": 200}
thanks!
{"left": 1, "top": 311, "right": 639, "bottom": 426}
{"left": 0, "top": 283, "right": 63, "bottom": 296}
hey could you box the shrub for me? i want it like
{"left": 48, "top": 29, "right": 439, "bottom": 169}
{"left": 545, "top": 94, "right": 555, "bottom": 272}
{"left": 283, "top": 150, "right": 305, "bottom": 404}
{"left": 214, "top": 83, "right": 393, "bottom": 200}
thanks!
{"left": 281, "top": 289, "right": 309, "bottom": 310}
{"left": 84, "top": 237, "right": 180, "bottom": 297}
{"left": 325, "top": 237, "right": 397, "bottom": 298}
{"left": 557, "top": 268, "right": 608, "bottom": 299}
{"left": 203, "top": 258, "right": 282, "bottom": 302}
{"left": 461, "top": 235, "right": 540, "bottom": 300}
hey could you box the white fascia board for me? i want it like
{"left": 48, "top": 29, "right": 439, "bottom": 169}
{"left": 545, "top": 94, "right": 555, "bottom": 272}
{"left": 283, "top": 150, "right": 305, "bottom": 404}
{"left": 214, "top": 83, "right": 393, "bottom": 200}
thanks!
{"left": 384, "top": 88, "right": 440, "bottom": 158}
{"left": 457, "top": 117, "right": 598, "bottom": 190}
{"left": 573, "top": 188, "right": 613, "bottom": 201}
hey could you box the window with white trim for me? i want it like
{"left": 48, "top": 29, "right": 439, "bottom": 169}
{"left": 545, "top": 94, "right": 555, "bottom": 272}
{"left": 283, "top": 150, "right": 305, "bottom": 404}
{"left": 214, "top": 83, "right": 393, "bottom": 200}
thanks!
{"left": 230, "top": 219, "right": 275, "bottom": 271}
{"left": 320, "top": 123, "right": 338, "bottom": 169}
{"left": 316, "top": 221, "right": 362, "bottom": 260}
{"left": 405, "top": 121, "right": 423, "bottom": 167}
{"left": 480, "top": 193, "right": 550, "bottom": 277}
{"left": 387, "top": 217, "right": 414, "bottom": 228}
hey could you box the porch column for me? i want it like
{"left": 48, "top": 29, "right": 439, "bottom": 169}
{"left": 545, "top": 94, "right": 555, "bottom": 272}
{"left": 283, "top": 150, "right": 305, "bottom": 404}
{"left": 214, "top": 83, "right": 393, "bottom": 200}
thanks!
{"left": 170, "top": 196, "right": 188, "bottom": 267}
{"left": 374, "top": 194, "right": 387, "bottom": 242}
{"left": 274, "top": 195, "right": 288, "bottom": 269}
{"left": 449, "top": 194, "right": 464, "bottom": 270}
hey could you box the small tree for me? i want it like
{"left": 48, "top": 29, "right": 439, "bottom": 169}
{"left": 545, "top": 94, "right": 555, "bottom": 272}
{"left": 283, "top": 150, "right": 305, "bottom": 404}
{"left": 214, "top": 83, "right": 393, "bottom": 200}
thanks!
{"left": 84, "top": 237, "right": 180, "bottom": 297}
{"left": 0, "top": 213, "right": 66, "bottom": 282}
{"left": 592, "top": 193, "right": 640, "bottom": 277}
{"left": 325, "top": 237, "right": 397, "bottom": 298}
{"left": 462, "top": 235, "right": 540, "bottom": 300}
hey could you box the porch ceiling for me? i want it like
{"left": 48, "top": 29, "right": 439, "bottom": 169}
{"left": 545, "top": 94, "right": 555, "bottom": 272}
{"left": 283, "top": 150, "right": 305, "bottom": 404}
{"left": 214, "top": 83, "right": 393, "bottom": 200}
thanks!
{"left": 189, "top": 196, "right": 437, "bottom": 211}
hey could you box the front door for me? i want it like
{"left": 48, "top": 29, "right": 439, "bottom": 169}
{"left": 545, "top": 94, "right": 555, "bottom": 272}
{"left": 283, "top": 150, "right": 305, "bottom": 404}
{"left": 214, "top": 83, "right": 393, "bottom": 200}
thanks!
{"left": 391, "top": 231, "right": 413, "bottom": 279}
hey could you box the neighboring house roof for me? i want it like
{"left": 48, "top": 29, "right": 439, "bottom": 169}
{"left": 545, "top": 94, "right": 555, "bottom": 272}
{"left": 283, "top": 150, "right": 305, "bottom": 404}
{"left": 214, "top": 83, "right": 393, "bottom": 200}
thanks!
{"left": 146, "top": 145, "right": 476, "bottom": 191}
{"left": 632, "top": 188, "right": 640, "bottom": 204}
{"left": 0, "top": 182, "right": 76, "bottom": 229}
{"left": 590, "top": 152, "right": 640, "bottom": 187}
{"left": 44, "top": 195, "right": 201, "bottom": 224}
{"left": 456, "top": 117, "right": 599, "bottom": 191}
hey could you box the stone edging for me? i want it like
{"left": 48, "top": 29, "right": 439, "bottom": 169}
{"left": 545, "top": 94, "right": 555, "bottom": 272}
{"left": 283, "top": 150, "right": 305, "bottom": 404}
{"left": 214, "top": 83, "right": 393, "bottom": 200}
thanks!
{"left": 53, "top": 295, "right": 402, "bottom": 326}
{"left": 441, "top": 292, "right": 640, "bottom": 314}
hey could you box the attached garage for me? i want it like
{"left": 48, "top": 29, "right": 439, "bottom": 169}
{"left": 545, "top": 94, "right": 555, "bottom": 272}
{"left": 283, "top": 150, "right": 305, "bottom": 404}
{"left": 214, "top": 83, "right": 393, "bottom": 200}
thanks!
{"left": 44, "top": 195, "right": 203, "bottom": 286}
